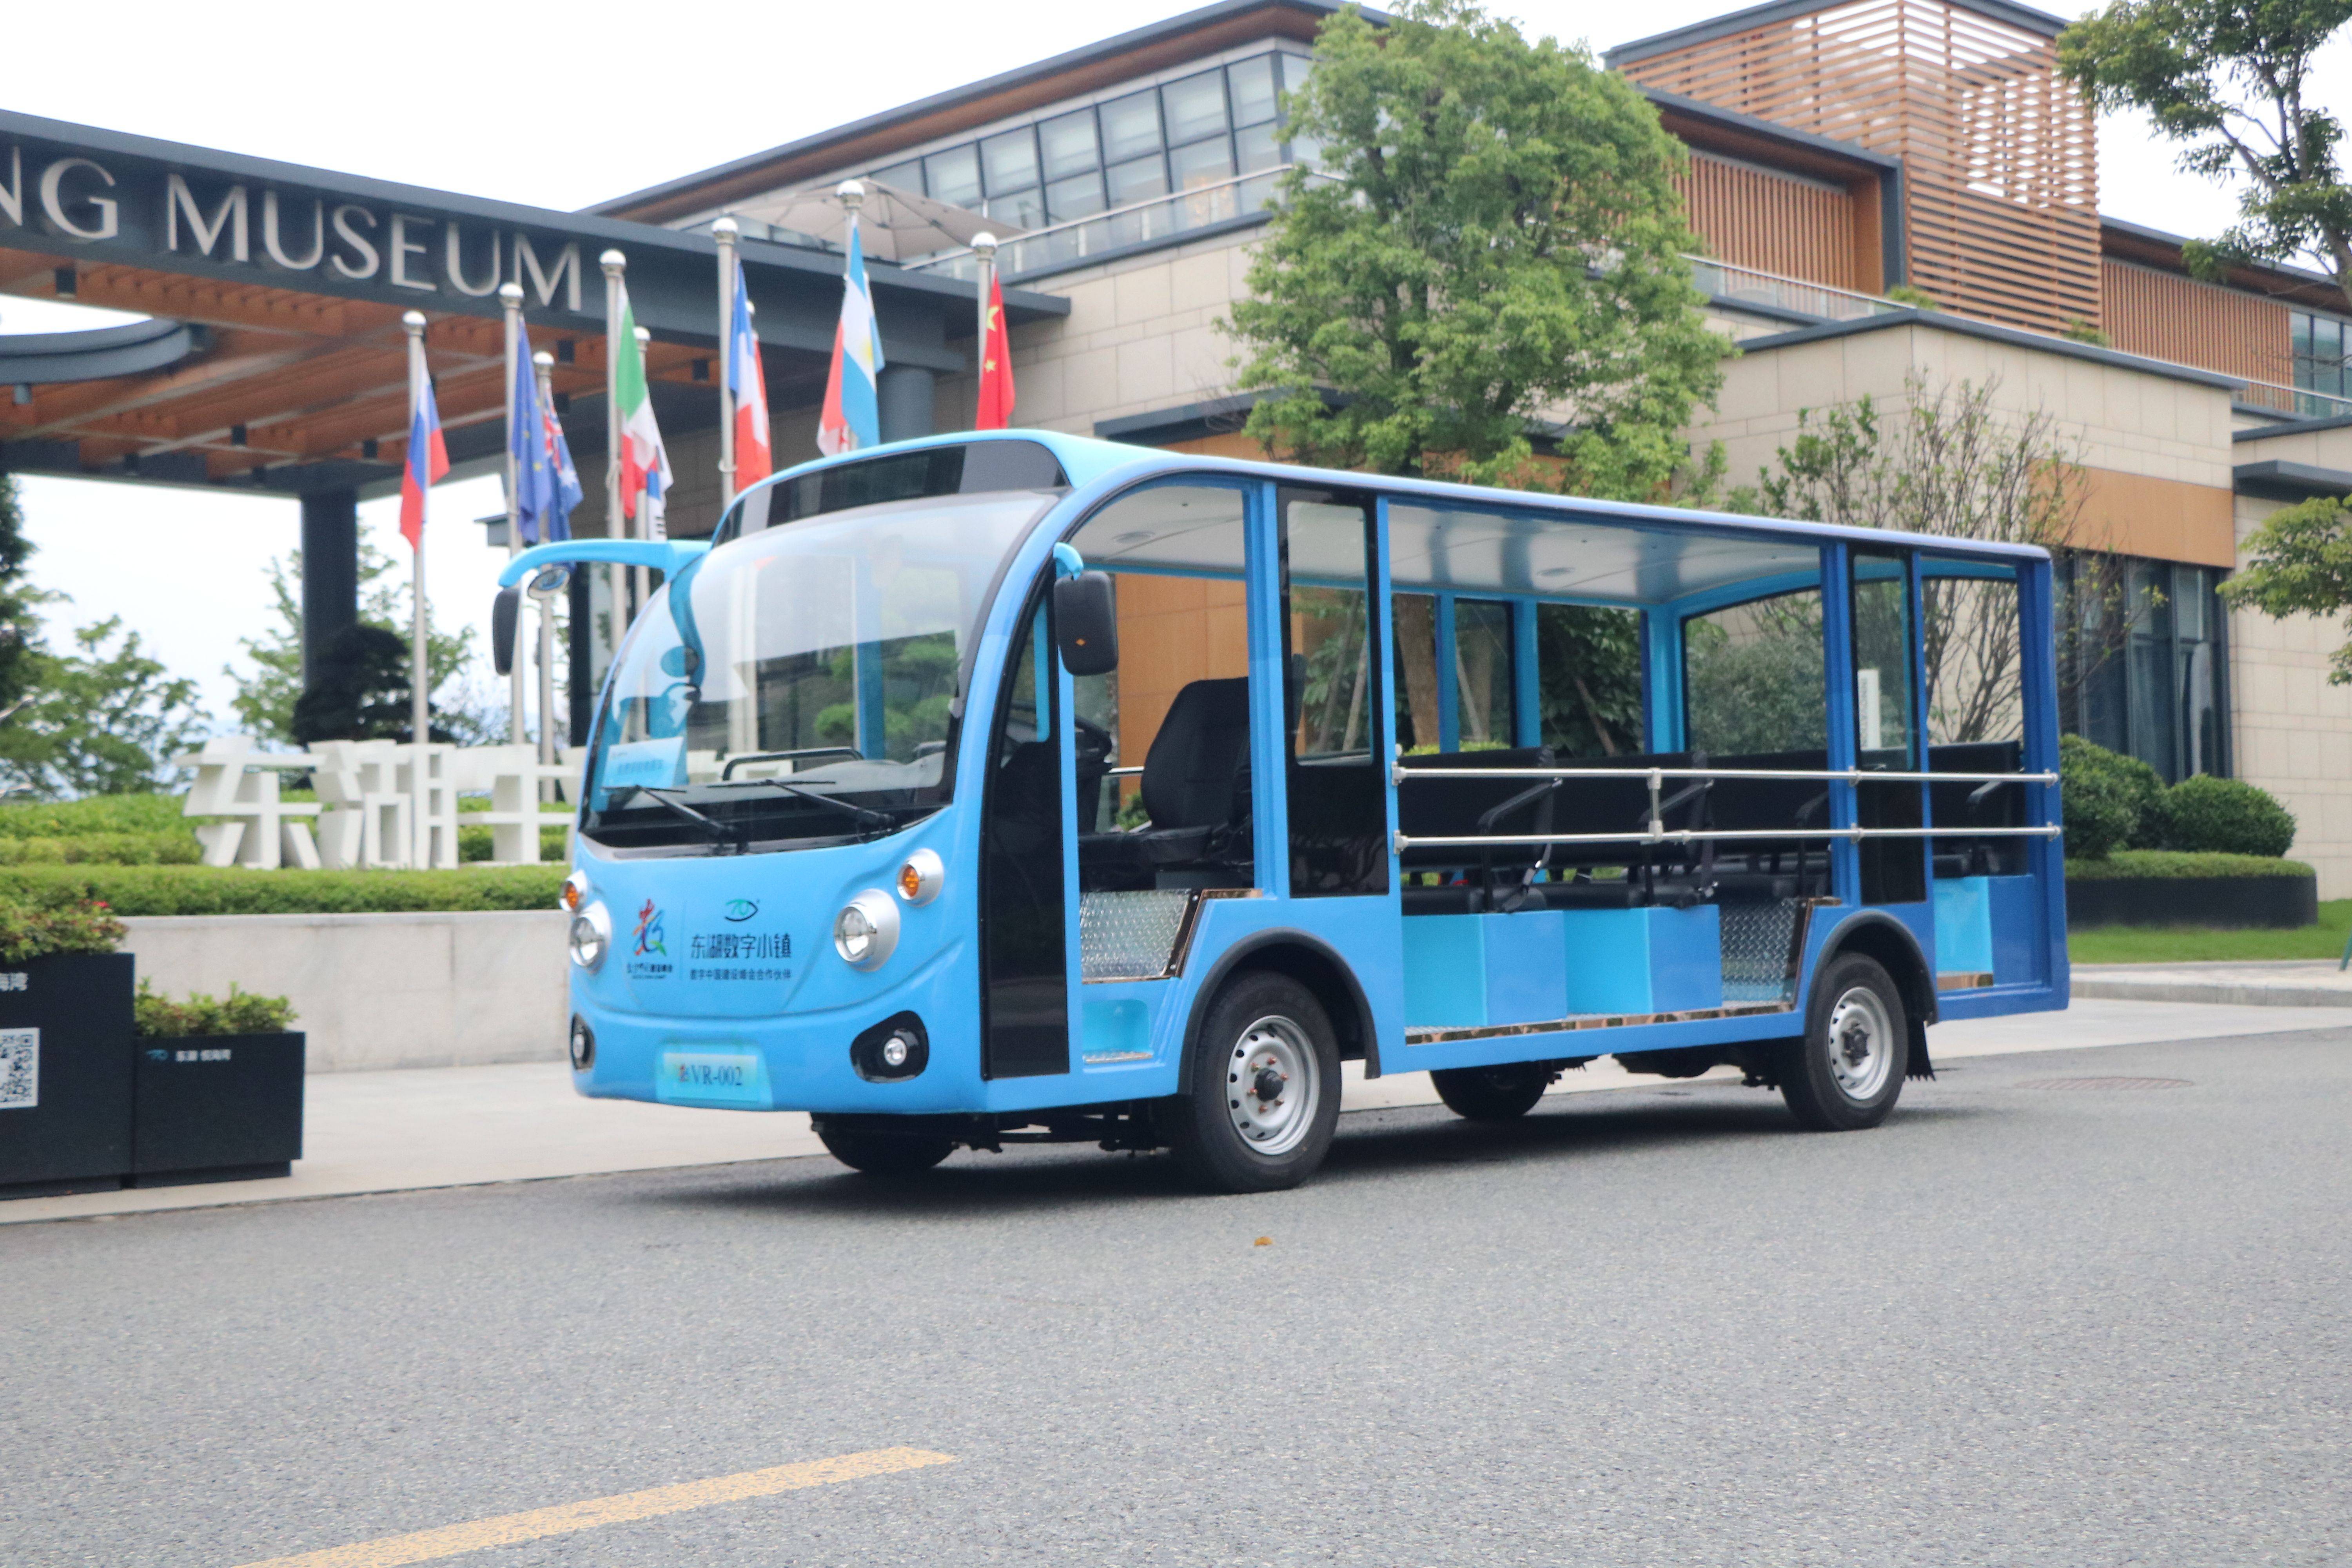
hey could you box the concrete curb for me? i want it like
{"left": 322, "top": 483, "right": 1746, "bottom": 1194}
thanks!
{"left": 2072, "top": 978, "right": 2352, "bottom": 1008}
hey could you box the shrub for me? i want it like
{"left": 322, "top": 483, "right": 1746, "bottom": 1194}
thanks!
{"left": 0, "top": 831, "right": 202, "bottom": 866}
{"left": 0, "top": 864, "right": 566, "bottom": 917}
{"left": 0, "top": 794, "right": 189, "bottom": 838}
{"left": 2064, "top": 849, "right": 2314, "bottom": 880}
{"left": 0, "top": 896, "right": 127, "bottom": 960}
{"left": 2058, "top": 735, "right": 2140, "bottom": 858}
{"left": 2157, "top": 775, "right": 2297, "bottom": 858}
{"left": 457, "top": 821, "right": 571, "bottom": 863}
{"left": 135, "top": 980, "right": 298, "bottom": 1037}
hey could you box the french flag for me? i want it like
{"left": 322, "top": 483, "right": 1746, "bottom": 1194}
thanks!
{"left": 729, "top": 260, "right": 772, "bottom": 488}
{"left": 399, "top": 336, "right": 448, "bottom": 553}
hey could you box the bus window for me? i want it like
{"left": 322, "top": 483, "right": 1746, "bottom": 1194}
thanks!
{"left": 1282, "top": 488, "right": 1387, "bottom": 897}
{"left": 1852, "top": 550, "right": 1926, "bottom": 905}
{"left": 1451, "top": 599, "right": 1513, "bottom": 749}
{"left": 1069, "top": 484, "right": 1258, "bottom": 894}
{"left": 1535, "top": 602, "right": 1641, "bottom": 759}
{"left": 1923, "top": 557, "right": 2030, "bottom": 882}
{"left": 1683, "top": 588, "right": 1827, "bottom": 757}
{"left": 1392, "top": 592, "right": 1437, "bottom": 752}
{"left": 979, "top": 597, "right": 1067, "bottom": 1078}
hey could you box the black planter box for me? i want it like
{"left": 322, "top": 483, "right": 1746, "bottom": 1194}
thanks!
{"left": 0, "top": 953, "right": 136, "bottom": 1198}
{"left": 131, "top": 1033, "right": 305, "bottom": 1187}
{"left": 2067, "top": 874, "right": 2319, "bottom": 930}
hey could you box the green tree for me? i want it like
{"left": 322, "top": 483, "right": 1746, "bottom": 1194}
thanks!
{"left": 228, "top": 537, "right": 499, "bottom": 746}
{"left": 2059, "top": 0, "right": 2352, "bottom": 312}
{"left": 2221, "top": 490, "right": 2352, "bottom": 679}
{"left": 1224, "top": 0, "right": 1726, "bottom": 501}
{"left": 0, "top": 616, "right": 208, "bottom": 798}
{"left": 0, "top": 475, "right": 45, "bottom": 719}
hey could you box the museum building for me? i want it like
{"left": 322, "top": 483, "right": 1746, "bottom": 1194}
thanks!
{"left": 3, "top": 0, "right": 2350, "bottom": 891}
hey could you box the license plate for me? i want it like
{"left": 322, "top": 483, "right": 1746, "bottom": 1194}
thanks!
{"left": 655, "top": 1049, "right": 771, "bottom": 1108}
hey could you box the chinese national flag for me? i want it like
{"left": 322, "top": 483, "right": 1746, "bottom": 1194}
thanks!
{"left": 975, "top": 273, "right": 1014, "bottom": 429}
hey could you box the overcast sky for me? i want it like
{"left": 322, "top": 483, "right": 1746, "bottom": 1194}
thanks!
{"left": 5, "top": 0, "right": 2345, "bottom": 735}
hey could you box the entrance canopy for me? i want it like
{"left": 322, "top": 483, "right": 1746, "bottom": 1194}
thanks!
{"left": 0, "top": 109, "right": 1066, "bottom": 501}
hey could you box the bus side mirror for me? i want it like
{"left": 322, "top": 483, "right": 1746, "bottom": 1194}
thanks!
{"left": 1053, "top": 572, "right": 1118, "bottom": 677}
{"left": 492, "top": 586, "right": 522, "bottom": 677}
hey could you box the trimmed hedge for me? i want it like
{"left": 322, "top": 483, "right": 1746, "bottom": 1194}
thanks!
{"left": 2157, "top": 775, "right": 2298, "bottom": 858}
{"left": 0, "top": 794, "right": 187, "bottom": 837}
{"left": 0, "top": 831, "right": 202, "bottom": 866}
{"left": 0, "top": 864, "right": 566, "bottom": 916}
{"left": 2065, "top": 849, "right": 2316, "bottom": 881}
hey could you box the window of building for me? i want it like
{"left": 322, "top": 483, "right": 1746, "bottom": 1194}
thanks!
{"left": 2061, "top": 554, "right": 2229, "bottom": 783}
{"left": 2290, "top": 309, "right": 2350, "bottom": 416}
{"left": 844, "top": 48, "right": 1312, "bottom": 255}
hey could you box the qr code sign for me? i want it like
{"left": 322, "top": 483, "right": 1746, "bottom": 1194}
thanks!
{"left": 0, "top": 1028, "right": 36, "bottom": 1111}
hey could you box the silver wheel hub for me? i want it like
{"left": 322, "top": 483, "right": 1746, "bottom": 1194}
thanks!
{"left": 1826, "top": 985, "right": 1894, "bottom": 1101}
{"left": 1225, "top": 1014, "right": 1319, "bottom": 1158}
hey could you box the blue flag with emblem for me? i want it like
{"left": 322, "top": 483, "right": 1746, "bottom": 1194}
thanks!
{"left": 509, "top": 327, "right": 580, "bottom": 544}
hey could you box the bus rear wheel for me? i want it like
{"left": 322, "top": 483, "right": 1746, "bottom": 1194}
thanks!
{"left": 1165, "top": 971, "right": 1341, "bottom": 1194}
{"left": 1431, "top": 1063, "right": 1552, "bottom": 1121}
{"left": 1777, "top": 952, "right": 1908, "bottom": 1132}
{"left": 816, "top": 1124, "right": 955, "bottom": 1176}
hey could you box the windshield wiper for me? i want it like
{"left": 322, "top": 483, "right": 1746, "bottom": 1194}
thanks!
{"left": 635, "top": 786, "right": 748, "bottom": 853}
{"left": 742, "top": 779, "right": 898, "bottom": 833}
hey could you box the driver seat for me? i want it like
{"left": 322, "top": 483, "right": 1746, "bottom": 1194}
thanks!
{"left": 1080, "top": 677, "right": 1254, "bottom": 885}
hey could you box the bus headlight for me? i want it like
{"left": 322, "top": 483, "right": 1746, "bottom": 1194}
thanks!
{"left": 897, "top": 848, "right": 944, "bottom": 905}
{"left": 569, "top": 902, "right": 612, "bottom": 969}
{"left": 833, "top": 890, "right": 900, "bottom": 969}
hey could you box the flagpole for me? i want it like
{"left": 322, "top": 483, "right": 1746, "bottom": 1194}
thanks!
{"left": 600, "top": 249, "right": 628, "bottom": 642}
{"left": 533, "top": 349, "right": 562, "bottom": 794}
{"left": 713, "top": 216, "right": 738, "bottom": 513}
{"left": 499, "top": 281, "right": 526, "bottom": 745}
{"left": 972, "top": 230, "right": 997, "bottom": 426}
{"left": 401, "top": 309, "right": 432, "bottom": 869}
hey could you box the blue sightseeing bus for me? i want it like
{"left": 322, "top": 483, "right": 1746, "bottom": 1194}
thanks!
{"left": 496, "top": 431, "right": 2066, "bottom": 1192}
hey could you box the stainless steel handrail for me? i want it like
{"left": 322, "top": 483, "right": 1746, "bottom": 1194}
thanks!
{"left": 1392, "top": 765, "right": 2056, "bottom": 784}
{"left": 1394, "top": 825, "right": 2063, "bottom": 850}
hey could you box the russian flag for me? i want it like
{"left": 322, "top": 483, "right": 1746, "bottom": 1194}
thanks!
{"left": 399, "top": 336, "right": 448, "bottom": 554}
{"left": 729, "top": 260, "right": 773, "bottom": 488}
{"left": 817, "top": 213, "right": 884, "bottom": 456}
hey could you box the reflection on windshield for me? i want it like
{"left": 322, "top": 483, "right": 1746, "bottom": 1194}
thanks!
{"left": 585, "top": 491, "right": 1054, "bottom": 849}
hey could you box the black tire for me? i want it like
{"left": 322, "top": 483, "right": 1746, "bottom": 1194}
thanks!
{"left": 1431, "top": 1062, "right": 1552, "bottom": 1121}
{"left": 816, "top": 1125, "right": 955, "bottom": 1176}
{"left": 1163, "top": 971, "right": 1342, "bottom": 1194}
{"left": 1778, "top": 952, "right": 1909, "bottom": 1132}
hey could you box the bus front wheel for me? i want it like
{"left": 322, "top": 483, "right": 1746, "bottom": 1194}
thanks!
{"left": 817, "top": 1125, "right": 955, "bottom": 1177}
{"left": 1165, "top": 971, "right": 1341, "bottom": 1194}
{"left": 1778, "top": 952, "right": 1908, "bottom": 1132}
{"left": 1431, "top": 1063, "right": 1552, "bottom": 1121}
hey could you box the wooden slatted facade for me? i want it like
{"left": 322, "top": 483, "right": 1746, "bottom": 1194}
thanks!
{"left": 2102, "top": 257, "right": 2295, "bottom": 408}
{"left": 1619, "top": 0, "right": 2100, "bottom": 335}
{"left": 1676, "top": 152, "right": 1867, "bottom": 293}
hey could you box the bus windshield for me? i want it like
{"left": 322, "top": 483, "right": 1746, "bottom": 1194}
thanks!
{"left": 582, "top": 489, "right": 1056, "bottom": 853}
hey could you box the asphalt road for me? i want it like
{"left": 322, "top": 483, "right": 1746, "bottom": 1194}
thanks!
{"left": 5, "top": 1027, "right": 2348, "bottom": 1568}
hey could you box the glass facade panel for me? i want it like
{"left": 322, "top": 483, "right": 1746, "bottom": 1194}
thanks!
{"left": 980, "top": 129, "right": 1039, "bottom": 195}
{"left": 1229, "top": 55, "right": 1279, "bottom": 126}
{"left": 871, "top": 160, "right": 923, "bottom": 194}
{"left": 1169, "top": 136, "right": 1236, "bottom": 189}
{"left": 1161, "top": 70, "right": 1229, "bottom": 145}
{"left": 986, "top": 189, "right": 1046, "bottom": 231}
{"left": 924, "top": 144, "right": 982, "bottom": 207}
{"left": 1039, "top": 109, "right": 1100, "bottom": 180}
{"left": 1045, "top": 172, "right": 1107, "bottom": 222}
{"left": 2293, "top": 309, "right": 2351, "bottom": 413}
{"left": 1106, "top": 154, "right": 1170, "bottom": 205}
{"left": 1100, "top": 89, "right": 1164, "bottom": 162}
{"left": 1236, "top": 121, "right": 1284, "bottom": 174}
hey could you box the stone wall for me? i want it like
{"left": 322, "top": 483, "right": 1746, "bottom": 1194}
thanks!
{"left": 123, "top": 912, "right": 570, "bottom": 1073}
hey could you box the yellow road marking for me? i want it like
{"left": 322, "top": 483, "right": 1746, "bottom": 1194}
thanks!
{"left": 229, "top": 1446, "right": 957, "bottom": 1568}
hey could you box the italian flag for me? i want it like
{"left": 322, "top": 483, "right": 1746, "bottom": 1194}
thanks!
{"left": 613, "top": 283, "right": 673, "bottom": 536}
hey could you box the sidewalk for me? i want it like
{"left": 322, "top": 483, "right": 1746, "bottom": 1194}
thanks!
{"left": 7, "top": 997, "right": 2349, "bottom": 1227}
{"left": 2073, "top": 960, "right": 2352, "bottom": 1008}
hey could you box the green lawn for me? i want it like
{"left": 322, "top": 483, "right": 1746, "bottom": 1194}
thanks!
{"left": 2070, "top": 899, "right": 2352, "bottom": 965}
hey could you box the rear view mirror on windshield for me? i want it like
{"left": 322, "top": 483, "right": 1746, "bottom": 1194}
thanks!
{"left": 1053, "top": 571, "right": 1119, "bottom": 676}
